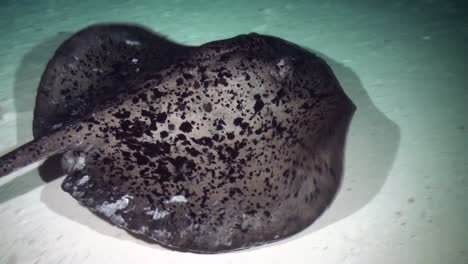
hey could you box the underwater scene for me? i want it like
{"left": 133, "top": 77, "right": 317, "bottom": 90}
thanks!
{"left": 0, "top": 0, "right": 467, "bottom": 263}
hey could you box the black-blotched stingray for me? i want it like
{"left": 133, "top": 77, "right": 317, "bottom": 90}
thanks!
{"left": 0, "top": 23, "right": 356, "bottom": 253}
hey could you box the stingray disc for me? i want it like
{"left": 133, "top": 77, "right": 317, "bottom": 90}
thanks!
{"left": 35, "top": 24, "right": 355, "bottom": 253}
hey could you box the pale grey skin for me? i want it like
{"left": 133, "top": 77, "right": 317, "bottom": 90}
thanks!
{"left": 0, "top": 24, "right": 356, "bottom": 253}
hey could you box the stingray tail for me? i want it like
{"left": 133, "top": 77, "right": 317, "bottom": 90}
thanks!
{"left": 0, "top": 129, "right": 71, "bottom": 178}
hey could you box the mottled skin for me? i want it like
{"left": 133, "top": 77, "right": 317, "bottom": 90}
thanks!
{"left": 0, "top": 24, "right": 356, "bottom": 253}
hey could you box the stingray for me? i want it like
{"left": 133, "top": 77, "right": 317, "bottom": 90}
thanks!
{"left": 0, "top": 23, "right": 356, "bottom": 253}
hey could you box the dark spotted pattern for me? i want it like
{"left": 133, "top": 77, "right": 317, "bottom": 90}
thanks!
{"left": 32, "top": 24, "right": 188, "bottom": 139}
{"left": 0, "top": 24, "right": 356, "bottom": 253}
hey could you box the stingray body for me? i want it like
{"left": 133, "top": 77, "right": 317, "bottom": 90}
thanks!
{"left": 0, "top": 24, "right": 356, "bottom": 253}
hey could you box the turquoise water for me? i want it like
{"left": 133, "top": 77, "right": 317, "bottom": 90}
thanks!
{"left": 0, "top": 1, "right": 467, "bottom": 263}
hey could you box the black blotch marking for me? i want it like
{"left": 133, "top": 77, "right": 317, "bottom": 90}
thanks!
{"left": 233, "top": 117, "right": 243, "bottom": 126}
{"left": 185, "top": 147, "right": 201, "bottom": 157}
{"left": 191, "top": 137, "right": 213, "bottom": 147}
{"left": 203, "top": 102, "right": 212, "bottom": 112}
{"left": 179, "top": 121, "right": 193, "bottom": 133}
{"left": 156, "top": 112, "right": 167, "bottom": 123}
{"left": 253, "top": 94, "right": 265, "bottom": 113}
{"left": 226, "top": 132, "right": 235, "bottom": 140}
{"left": 176, "top": 77, "right": 184, "bottom": 85}
{"left": 160, "top": 131, "right": 169, "bottom": 138}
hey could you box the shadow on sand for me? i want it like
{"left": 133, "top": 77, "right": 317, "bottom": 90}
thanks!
{"left": 0, "top": 32, "right": 71, "bottom": 203}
